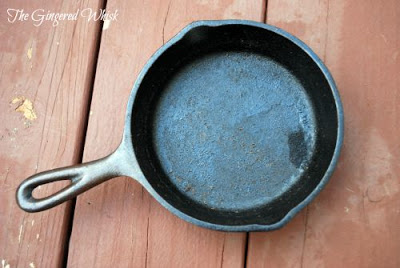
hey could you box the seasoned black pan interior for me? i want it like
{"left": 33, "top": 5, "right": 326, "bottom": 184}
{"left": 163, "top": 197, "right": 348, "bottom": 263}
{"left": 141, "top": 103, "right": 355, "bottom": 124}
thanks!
{"left": 130, "top": 24, "right": 338, "bottom": 226}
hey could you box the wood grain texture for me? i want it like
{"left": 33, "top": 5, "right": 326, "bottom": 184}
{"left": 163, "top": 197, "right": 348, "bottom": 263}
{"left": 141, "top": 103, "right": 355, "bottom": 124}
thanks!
{"left": 67, "top": 1, "right": 265, "bottom": 267}
{"left": 247, "top": 0, "right": 400, "bottom": 267}
{"left": 0, "top": 0, "right": 103, "bottom": 267}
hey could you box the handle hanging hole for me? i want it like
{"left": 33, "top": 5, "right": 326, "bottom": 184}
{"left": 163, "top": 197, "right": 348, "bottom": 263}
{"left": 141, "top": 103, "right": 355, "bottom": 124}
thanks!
{"left": 32, "top": 179, "right": 72, "bottom": 199}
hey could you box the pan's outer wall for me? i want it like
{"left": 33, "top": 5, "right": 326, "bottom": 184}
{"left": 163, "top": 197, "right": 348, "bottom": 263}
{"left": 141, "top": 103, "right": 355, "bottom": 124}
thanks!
{"left": 120, "top": 20, "right": 344, "bottom": 232}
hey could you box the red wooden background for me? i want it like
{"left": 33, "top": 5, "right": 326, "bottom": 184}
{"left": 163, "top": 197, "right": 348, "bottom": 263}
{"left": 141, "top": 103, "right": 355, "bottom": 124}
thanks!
{"left": 1, "top": 0, "right": 399, "bottom": 267}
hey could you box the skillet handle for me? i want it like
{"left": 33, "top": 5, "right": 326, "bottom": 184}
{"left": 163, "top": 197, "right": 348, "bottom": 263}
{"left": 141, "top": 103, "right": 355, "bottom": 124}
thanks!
{"left": 16, "top": 151, "right": 125, "bottom": 213}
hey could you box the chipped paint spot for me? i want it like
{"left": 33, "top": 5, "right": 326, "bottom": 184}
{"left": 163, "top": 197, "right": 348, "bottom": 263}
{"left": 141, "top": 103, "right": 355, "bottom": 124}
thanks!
{"left": 12, "top": 97, "right": 37, "bottom": 121}
{"left": 103, "top": 19, "right": 111, "bottom": 30}
{"left": 345, "top": 187, "right": 355, "bottom": 193}
{"left": 344, "top": 207, "right": 350, "bottom": 213}
{"left": 2, "top": 259, "right": 10, "bottom": 268}
{"left": 24, "top": 121, "right": 32, "bottom": 128}
{"left": 18, "top": 224, "right": 23, "bottom": 243}
{"left": 29, "top": 262, "right": 35, "bottom": 268}
{"left": 36, "top": 233, "right": 39, "bottom": 240}
{"left": 31, "top": 220, "right": 35, "bottom": 226}
{"left": 11, "top": 96, "right": 24, "bottom": 104}
{"left": 27, "top": 46, "right": 33, "bottom": 59}
{"left": 1, "top": 259, "right": 5, "bottom": 268}
{"left": 380, "top": 34, "right": 388, "bottom": 44}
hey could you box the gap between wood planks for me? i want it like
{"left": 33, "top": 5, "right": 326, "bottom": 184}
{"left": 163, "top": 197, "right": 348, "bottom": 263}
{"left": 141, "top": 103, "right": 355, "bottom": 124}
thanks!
{"left": 61, "top": 0, "right": 108, "bottom": 267}
{"left": 243, "top": 1, "right": 268, "bottom": 267}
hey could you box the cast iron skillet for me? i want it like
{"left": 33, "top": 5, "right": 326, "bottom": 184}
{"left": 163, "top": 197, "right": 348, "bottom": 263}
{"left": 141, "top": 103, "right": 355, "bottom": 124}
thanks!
{"left": 16, "top": 20, "right": 343, "bottom": 232}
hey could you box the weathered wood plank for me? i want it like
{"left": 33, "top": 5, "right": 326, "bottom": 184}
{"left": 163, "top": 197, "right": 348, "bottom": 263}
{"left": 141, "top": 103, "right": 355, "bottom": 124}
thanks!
{"left": 0, "top": 1, "right": 103, "bottom": 267}
{"left": 67, "top": 0, "right": 265, "bottom": 267}
{"left": 247, "top": 0, "right": 400, "bottom": 267}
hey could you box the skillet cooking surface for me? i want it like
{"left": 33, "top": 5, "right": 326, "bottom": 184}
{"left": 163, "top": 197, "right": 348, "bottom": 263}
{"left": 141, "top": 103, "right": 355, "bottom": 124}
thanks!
{"left": 153, "top": 51, "right": 316, "bottom": 211}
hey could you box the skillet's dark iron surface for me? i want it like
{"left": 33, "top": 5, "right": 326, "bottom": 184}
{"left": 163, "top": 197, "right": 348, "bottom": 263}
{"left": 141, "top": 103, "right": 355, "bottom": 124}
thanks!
{"left": 16, "top": 20, "right": 343, "bottom": 231}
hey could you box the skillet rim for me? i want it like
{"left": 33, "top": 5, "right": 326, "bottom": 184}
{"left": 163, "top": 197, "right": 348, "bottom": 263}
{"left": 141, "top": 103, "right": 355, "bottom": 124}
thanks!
{"left": 120, "top": 20, "right": 344, "bottom": 232}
